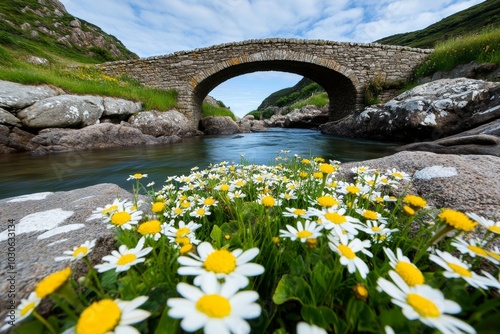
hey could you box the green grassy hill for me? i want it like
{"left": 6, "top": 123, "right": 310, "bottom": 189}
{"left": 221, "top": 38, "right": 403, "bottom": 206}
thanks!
{"left": 375, "top": 0, "right": 499, "bottom": 48}
{"left": 0, "top": 0, "right": 138, "bottom": 66}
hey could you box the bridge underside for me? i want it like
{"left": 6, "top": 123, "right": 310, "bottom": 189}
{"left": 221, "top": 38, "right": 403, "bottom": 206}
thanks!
{"left": 190, "top": 60, "right": 361, "bottom": 126}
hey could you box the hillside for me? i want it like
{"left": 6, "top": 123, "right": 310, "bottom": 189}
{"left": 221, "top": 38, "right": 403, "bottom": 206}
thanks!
{"left": 375, "top": 0, "right": 499, "bottom": 48}
{"left": 0, "top": 0, "right": 138, "bottom": 65}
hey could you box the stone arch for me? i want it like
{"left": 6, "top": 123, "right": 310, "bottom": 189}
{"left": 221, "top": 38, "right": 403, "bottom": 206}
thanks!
{"left": 189, "top": 50, "right": 361, "bottom": 125}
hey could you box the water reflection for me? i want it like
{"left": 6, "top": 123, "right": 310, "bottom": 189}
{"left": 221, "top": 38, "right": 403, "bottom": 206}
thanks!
{"left": 0, "top": 129, "right": 399, "bottom": 199}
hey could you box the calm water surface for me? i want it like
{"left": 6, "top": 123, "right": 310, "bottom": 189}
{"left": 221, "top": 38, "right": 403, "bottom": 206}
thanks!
{"left": 0, "top": 129, "right": 400, "bottom": 199}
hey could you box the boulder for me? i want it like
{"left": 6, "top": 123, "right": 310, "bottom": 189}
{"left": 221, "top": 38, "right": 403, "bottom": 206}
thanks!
{"left": 0, "top": 80, "right": 60, "bottom": 110}
{"left": 320, "top": 78, "right": 500, "bottom": 141}
{"left": 17, "top": 95, "right": 105, "bottom": 129}
{"left": 199, "top": 116, "right": 241, "bottom": 135}
{"left": 0, "top": 184, "right": 137, "bottom": 318}
{"left": 128, "top": 110, "right": 198, "bottom": 137}
{"left": 342, "top": 151, "right": 500, "bottom": 218}
{"left": 238, "top": 115, "right": 268, "bottom": 132}
{"left": 0, "top": 108, "right": 22, "bottom": 127}
{"left": 102, "top": 97, "right": 142, "bottom": 118}
{"left": 283, "top": 105, "right": 329, "bottom": 128}
{"left": 31, "top": 123, "right": 182, "bottom": 153}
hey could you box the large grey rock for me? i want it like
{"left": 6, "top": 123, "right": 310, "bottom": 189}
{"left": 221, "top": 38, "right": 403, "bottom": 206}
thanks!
{"left": 342, "top": 151, "right": 500, "bottom": 218}
{"left": 0, "top": 108, "right": 22, "bottom": 127}
{"left": 17, "top": 95, "right": 105, "bottom": 129}
{"left": 31, "top": 123, "right": 182, "bottom": 153}
{"left": 320, "top": 78, "right": 500, "bottom": 141}
{"left": 0, "top": 80, "right": 60, "bottom": 110}
{"left": 103, "top": 97, "right": 142, "bottom": 117}
{"left": 0, "top": 184, "right": 135, "bottom": 319}
{"left": 283, "top": 105, "right": 329, "bottom": 128}
{"left": 238, "top": 115, "right": 268, "bottom": 132}
{"left": 200, "top": 116, "right": 241, "bottom": 135}
{"left": 129, "top": 110, "right": 197, "bottom": 137}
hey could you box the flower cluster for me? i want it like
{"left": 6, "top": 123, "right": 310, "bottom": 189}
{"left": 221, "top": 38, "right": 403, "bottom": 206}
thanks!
{"left": 4, "top": 152, "right": 499, "bottom": 334}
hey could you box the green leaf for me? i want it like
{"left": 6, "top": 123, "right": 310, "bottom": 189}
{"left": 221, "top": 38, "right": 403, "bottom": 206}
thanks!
{"left": 154, "top": 306, "right": 180, "bottom": 334}
{"left": 301, "top": 304, "right": 337, "bottom": 329}
{"left": 272, "top": 274, "right": 314, "bottom": 305}
{"left": 12, "top": 319, "right": 44, "bottom": 334}
{"left": 311, "top": 261, "right": 330, "bottom": 301}
{"left": 288, "top": 255, "right": 307, "bottom": 276}
{"left": 100, "top": 269, "right": 119, "bottom": 290}
{"left": 210, "top": 225, "right": 222, "bottom": 248}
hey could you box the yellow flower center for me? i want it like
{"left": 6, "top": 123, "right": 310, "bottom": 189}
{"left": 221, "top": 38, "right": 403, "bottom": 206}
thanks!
{"left": 176, "top": 236, "right": 190, "bottom": 245}
{"left": 467, "top": 245, "right": 488, "bottom": 256}
{"left": 363, "top": 210, "right": 379, "bottom": 220}
{"left": 301, "top": 159, "right": 310, "bottom": 164}
{"left": 313, "top": 172, "right": 323, "bottom": 179}
{"left": 72, "top": 246, "right": 88, "bottom": 258}
{"left": 180, "top": 243, "right": 193, "bottom": 255}
{"left": 176, "top": 227, "right": 191, "bottom": 237}
{"left": 488, "top": 226, "right": 500, "bottom": 234}
{"left": 151, "top": 202, "right": 165, "bottom": 212}
{"left": 181, "top": 201, "right": 191, "bottom": 208}
{"left": 110, "top": 212, "right": 131, "bottom": 226}
{"left": 196, "top": 294, "right": 231, "bottom": 318}
{"left": 262, "top": 195, "right": 275, "bottom": 207}
{"left": 406, "top": 293, "right": 441, "bottom": 318}
{"left": 101, "top": 205, "right": 118, "bottom": 214}
{"left": 220, "top": 184, "right": 230, "bottom": 191}
{"left": 447, "top": 263, "right": 472, "bottom": 277}
{"left": 317, "top": 196, "right": 338, "bottom": 207}
{"left": 20, "top": 302, "right": 36, "bottom": 317}
{"left": 35, "top": 267, "right": 72, "bottom": 298}
{"left": 76, "top": 299, "right": 121, "bottom": 334}
{"left": 173, "top": 207, "right": 183, "bottom": 215}
{"left": 487, "top": 250, "right": 500, "bottom": 261}
{"left": 299, "top": 171, "right": 309, "bottom": 178}
{"left": 293, "top": 209, "right": 307, "bottom": 216}
{"left": 403, "top": 205, "right": 415, "bottom": 216}
{"left": 395, "top": 262, "right": 424, "bottom": 286}
{"left": 324, "top": 212, "right": 347, "bottom": 224}
{"left": 346, "top": 185, "right": 360, "bottom": 194}
{"left": 297, "top": 230, "right": 313, "bottom": 238}
{"left": 438, "top": 209, "right": 477, "bottom": 231}
{"left": 319, "top": 163, "right": 335, "bottom": 174}
{"left": 371, "top": 226, "right": 381, "bottom": 232}
{"left": 196, "top": 208, "right": 206, "bottom": 216}
{"left": 204, "top": 197, "right": 216, "bottom": 205}
{"left": 133, "top": 173, "right": 144, "bottom": 179}
{"left": 403, "top": 195, "right": 427, "bottom": 209}
{"left": 204, "top": 250, "right": 236, "bottom": 274}
{"left": 117, "top": 254, "right": 137, "bottom": 266}
{"left": 392, "top": 172, "right": 403, "bottom": 179}
{"left": 138, "top": 220, "right": 161, "bottom": 235}
{"left": 353, "top": 284, "right": 369, "bottom": 300}
{"left": 338, "top": 245, "right": 356, "bottom": 259}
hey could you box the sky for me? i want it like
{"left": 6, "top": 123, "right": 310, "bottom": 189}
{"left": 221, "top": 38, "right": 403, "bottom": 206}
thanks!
{"left": 59, "top": 0, "right": 484, "bottom": 117}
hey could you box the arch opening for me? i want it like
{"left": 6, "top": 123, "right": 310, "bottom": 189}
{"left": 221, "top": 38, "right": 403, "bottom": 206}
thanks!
{"left": 192, "top": 60, "right": 358, "bottom": 125}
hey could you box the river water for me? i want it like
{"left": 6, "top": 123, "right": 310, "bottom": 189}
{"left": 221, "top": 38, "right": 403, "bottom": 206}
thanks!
{"left": 0, "top": 128, "right": 400, "bottom": 199}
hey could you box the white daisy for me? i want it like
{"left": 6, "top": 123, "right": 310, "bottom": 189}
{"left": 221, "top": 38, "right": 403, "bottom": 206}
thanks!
{"left": 127, "top": 173, "right": 148, "bottom": 181}
{"left": 377, "top": 271, "right": 476, "bottom": 334}
{"left": 167, "top": 273, "right": 261, "bottom": 334}
{"left": 86, "top": 198, "right": 126, "bottom": 221}
{"left": 227, "top": 190, "right": 247, "bottom": 201}
{"left": 279, "top": 220, "right": 324, "bottom": 243}
{"left": 328, "top": 233, "right": 372, "bottom": 279}
{"left": 360, "top": 221, "right": 397, "bottom": 243}
{"left": 429, "top": 250, "right": 500, "bottom": 290}
{"left": 386, "top": 168, "right": 411, "bottom": 181}
{"left": 55, "top": 240, "right": 96, "bottom": 262}
{"left": 356, "top": 209, "right": 388, "bottom": 225}
{"left": 466, "top": 212, "right": 500, "bottom": 235}
{"left": 189, "top": 206, "right": 211, "bottom": 218}
{"left": 296, "top": 322, "right": 327, "bottom": 334}
{"left": 0, "top": 292, "right": 40, "bottom": 330}
{"left": 72, "top": 296, "right": 150, "bottom": 334}
{"left": 451, "top": 237, "right": 499, "bottom": 264}
{"left": 282, "top": 207, "right": 312, "bottom": 219}
{"left": 94, "top": 237, "right": 152, "bottom": 273}
{"left": 163, "top": 220, "right": 202, "bottom": 246}
{"left": 311, "top": 207, "right": 361, "bottom": 237}
{"left": 105, "top": 201, "right": 143, "bottom": 230}
{"left": 177, "top": 242, "right": 264, "bottom": 288}
{"left": 383, "top": 247, "right": 425, "bottom": 287}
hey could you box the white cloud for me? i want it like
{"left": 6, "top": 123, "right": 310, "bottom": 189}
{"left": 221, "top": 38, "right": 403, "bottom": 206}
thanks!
{"left": 59, "top": 0, "right": 485, "bottom": 116}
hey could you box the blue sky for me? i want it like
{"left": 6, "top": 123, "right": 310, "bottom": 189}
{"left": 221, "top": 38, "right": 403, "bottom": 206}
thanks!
{"left": 59, "top": 0, "right": 484, "bottom": 117}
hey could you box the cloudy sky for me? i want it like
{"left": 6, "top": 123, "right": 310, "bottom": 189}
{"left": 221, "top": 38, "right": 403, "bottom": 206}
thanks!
{"left": 59, "top": 0, "right": 483, "bottom": 117}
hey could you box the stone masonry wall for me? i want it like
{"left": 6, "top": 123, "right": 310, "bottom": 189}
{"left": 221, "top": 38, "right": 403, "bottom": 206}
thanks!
{"left": 97, "top": 38, "right": 432, "bottom": 126}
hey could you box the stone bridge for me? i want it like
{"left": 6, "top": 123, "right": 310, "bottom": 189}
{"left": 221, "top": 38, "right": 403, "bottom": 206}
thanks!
{"left": 97, "top": 38, "right": 432, "bottom": 128}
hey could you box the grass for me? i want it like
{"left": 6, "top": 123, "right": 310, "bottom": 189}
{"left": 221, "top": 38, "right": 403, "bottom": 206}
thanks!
{"left": 414, "top": 27, "right": 500, "bottom": 78}
{"left": 201, "top": 102, "right": 236, "bottom": 120}
{"left": 290, "top": 92, "right": 329, "bottom": 110}
{"left": 10, "top": 154, "right": 500, "bottom": 334}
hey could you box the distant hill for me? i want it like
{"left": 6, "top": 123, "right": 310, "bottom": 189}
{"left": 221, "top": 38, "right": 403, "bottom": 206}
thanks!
{"left": 256, "top": 0, "right": 499, "bottom": 115}
{"left": 375, "top": 0, "right": 499, "bottom": 48}
{"left": 0, "top": 0, "right": 138, "bottom": 65}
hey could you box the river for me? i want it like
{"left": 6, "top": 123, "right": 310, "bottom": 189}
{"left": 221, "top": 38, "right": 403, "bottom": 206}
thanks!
{"left": 0, "top": 128, "right": 400, "bottom": 200}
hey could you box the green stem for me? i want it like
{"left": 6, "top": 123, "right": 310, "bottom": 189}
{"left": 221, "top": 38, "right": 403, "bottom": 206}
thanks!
{"left": 32, "top": 311, "right": 57, "bottom": 334}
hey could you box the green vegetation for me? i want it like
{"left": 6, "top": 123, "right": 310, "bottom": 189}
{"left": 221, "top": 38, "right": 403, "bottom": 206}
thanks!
{"left": 375, "top": 0, "right": 500, "bottom": 48}
{"left": 413, "top": 27, "right": 500, "bottom": 77}
{"left": 247, "top": 108, "right": 276, "bottom": 120}
{"left": 201, "top": 101, "right": 236, "bottom": 120}
{"left": 291, "top": 92, "right": 329, "bottom": 110}
{"left": 258, "top": 77, "right": 320, "bottom": 110}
